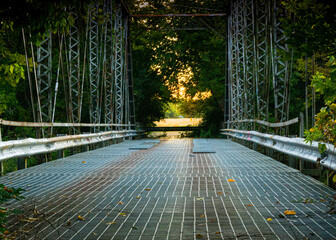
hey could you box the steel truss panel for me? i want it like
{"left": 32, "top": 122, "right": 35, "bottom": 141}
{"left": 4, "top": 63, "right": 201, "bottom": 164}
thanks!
{"left": 243, "top": 0, "right": 255, "bottom": 130}
{"left": 271, "top": 0, "right": 290, "bottom": 124}
{"left": 255, "top": 0, "right": 269, "bottom": 126}
{"left": 114, "top": 2, "right": 124, "bottom": 128}
{"left": 89, "top": 1, "right": 101, "bottom": 132}
{"left": 68, "top": 8, "right": 81, "bottom": 134}
{"left": 103, "top": 0, "right": 114, "bottom": 130}
{"left": 228, "top": 0, "right": 291, "bottom": 134}
{"left": 37, "top": 30, "right": 52, "bottom": 137}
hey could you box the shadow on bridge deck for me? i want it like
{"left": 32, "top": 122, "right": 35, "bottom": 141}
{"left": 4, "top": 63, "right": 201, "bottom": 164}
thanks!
{"left": 1, "top": 139, "right": 336, "bottom": 239}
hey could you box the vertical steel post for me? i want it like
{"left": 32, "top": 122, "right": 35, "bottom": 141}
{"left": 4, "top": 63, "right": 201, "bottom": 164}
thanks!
{"left": 243, "top": 0, "right": 255, "bottom": 130}
{"left": 104, "top": 0, "right": 115, "bottom": 130}
{"left": 89, "top": 1, "right": 101, "bottom": 132}
{"left": 255, "top": 0, "right": 269, "bottom": 131}
{"left": 114, "top": 1, "right": 124, "bottom": 128}
{"left": 68, "top": 7, "right": 81, "bottom": 134}
{"left": 271, "top": 0, "right": 291, "bottom": 135}
{"left": 37, "top": 30, "right": 52, "bottom": 137}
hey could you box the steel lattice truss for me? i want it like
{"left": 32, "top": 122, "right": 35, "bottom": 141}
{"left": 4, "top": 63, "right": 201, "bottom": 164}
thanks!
{"left": 68, "top": 7, "right": 81, "bottom": 134}
{"left": 89, "top": 1, "right": 101, "bottom": 132}
{"left": 228, "top": 0, "right": 291, "bottom": 134}
{"left": 103, "top": 0, "right": 115, "bottom": 130}
{"left": 29, "top": 0, "right": 134, "bottom": 137}
{"left": 37, "top": 31, "right": 52, "bottom": 137}
{"left": 114, "top": 2, "right": 124, "bottom": 127}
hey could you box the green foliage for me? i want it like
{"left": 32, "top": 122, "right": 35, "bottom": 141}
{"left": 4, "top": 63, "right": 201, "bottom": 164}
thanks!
{"left": 304, "top": 56, "right": 336, "bottom": 152}
{"left": 282, "top": 0, "right": 336, "bottom": 58}
{"left": 0, "top": 184, "right": 24, "bottom": 236}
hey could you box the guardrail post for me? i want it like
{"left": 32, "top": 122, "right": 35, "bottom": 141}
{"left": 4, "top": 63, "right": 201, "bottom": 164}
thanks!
{"left": 288, "top": 156, "right": 297, "bottom": 169}
{"left": 299, "top": 112, "right": 304, "bottom": 138}
{"left": 0, "top": 125, "right": 2, "bottom": 141}
{"left": 57, "top": 134, "right": 65, "bottom": 159}
{"left": 0, "top": 162, "right": 4, "bottom": 175}
{"left": 18, "top": 157, "right": 25, "bottom": 170}
{"left": 252, "top": 143, "right": 257, "bottom": 151}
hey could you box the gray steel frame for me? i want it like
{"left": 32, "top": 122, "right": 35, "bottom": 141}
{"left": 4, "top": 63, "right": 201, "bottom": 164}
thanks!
{"left": 228, "top": 0, "right": 291, "bottom": 135}
{"left": 37, "top": 30, "right": 52, "bottom": 137}
{"left": 89, "top": 1, "right": 101, "bottom": 132}
{"left": 68, "top": 8, "right": 81, "bottom": 134}
{"left": 114, "top": 2, "right": 124, "bottom": 128}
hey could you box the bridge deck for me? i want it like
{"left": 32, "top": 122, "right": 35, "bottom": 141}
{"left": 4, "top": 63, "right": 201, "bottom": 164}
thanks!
{"left": 2, "top": 139, "right": 336, "bottom": 239}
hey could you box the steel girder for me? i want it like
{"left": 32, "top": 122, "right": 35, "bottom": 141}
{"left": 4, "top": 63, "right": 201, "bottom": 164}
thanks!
{"left": 89, "top": 1, "right": 101, "bottom": 132}
{"left": 114, "top": 2, "right": 124, "bottom": 128}
{"left": 37, "top": 30, "right": 52, "bottom": 137}
{"left": 68, "top": 8, "right": 81, "bottom": 134}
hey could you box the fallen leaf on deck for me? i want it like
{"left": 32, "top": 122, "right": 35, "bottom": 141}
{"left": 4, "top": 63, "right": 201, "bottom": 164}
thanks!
{"left": 119, "top": 213, "right": 127, "bottom": 216}
{"left": 210, "top": 219, "right": 216, "bottom": 223}
{"left": 196, "top": 197, "right": 204, "bottom": 200}
{"left": 92, "top": 233, "right": 97, "bottom": 236}
{"left": 275, "top": 201, "right": 279, "bottom": 204}
{"left": 228, "top": 179, "right": 235, "bottom": 182}
{"left": 200, "top": 215, "right": 205, "bottom": 217}
{"left": 145, "top": 188, "right": 151, "bottom": 191}
{"left": 66, "top": 221, "right": 71, "bottom": 226}
{"left": 132, "top": 226, "right": 138, "bottom": 229}
{"left": 61, "top": 196, "right": 67, "bottom": 199}
{"left": 106, "top": 221, "right": 116, "bottom": 225}
{"left": 267, "top": 218, "right": 272, "bottom": 221}
{"left": 23, "top": 218, "right": 39, "bottom": 223}
{"left": 82, "top": 161, "right": 86, "bottom": 163}
{"left": 217, "top": 192, "right": 223, "bottom": 194}
{"left": 245, "top": 204, "right": 253, "bottom": 206}
{"left": 320, "top": 199, "right": 326, "bottom": 202}
{"left": 284, "top": 210, "right": 296, "bottom": 215}
{"left": 215, "top": 232, "right": 220, "bottom": 234}
{"left": 78, "top": 215, "right": 85, "bottom": 220}
{"left": 196, "top": 233, "right": 203, "bottom": 238}
{"left": 118, "top": 202, "right": 124, "bottom": 205}
{"left": 278, "top": 214, "right": 285, "bottom": 218}
{"left": 136, "top": 196, "right": 141, "bottom": 199}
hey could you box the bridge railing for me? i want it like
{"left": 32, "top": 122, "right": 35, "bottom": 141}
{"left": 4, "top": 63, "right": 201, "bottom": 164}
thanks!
{"left": 0, "top": 119, "right": 142, "bottom": 174}
{"left": 221, "top": 129, "right": 336, "bottom": 171}
{"left": 221, "top": 114, "right": 336, "bottom": 174}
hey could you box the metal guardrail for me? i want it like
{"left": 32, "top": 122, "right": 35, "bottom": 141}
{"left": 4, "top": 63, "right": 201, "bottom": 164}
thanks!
{"left": 0, "top": 130, "right": 137, "bottom": 162}
{"left": 221, "top": 129, "right": 336, "bottom": 171}
{"left": 224, "top": 117, "right": 299, "bottom": 128}
{"left": 0, "top": 119, "right": 135, "bottom": 128}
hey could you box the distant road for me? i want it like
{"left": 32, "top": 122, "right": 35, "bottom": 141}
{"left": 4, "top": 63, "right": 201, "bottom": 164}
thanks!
{"left": 154, "top": 118, "right": 202, "bottom": 127}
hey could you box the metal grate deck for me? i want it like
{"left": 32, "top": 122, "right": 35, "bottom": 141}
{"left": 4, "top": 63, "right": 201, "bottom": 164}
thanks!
{"left": 2, "top": 139, "right": 336, "bottom": 239}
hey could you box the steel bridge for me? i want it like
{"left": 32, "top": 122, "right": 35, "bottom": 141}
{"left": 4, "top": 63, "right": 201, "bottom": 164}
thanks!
{"left": 0, "top": 0, "right": 335, "bottom": 239}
